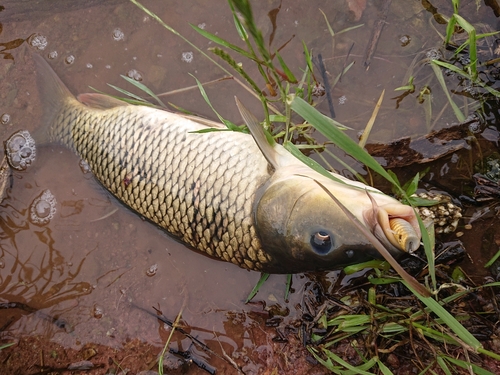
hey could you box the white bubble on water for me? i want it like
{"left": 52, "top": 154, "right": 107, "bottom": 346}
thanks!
{"left": 181, "top": 51, "right": 194, "bottom": 63}
{"left": 146, "top": 263, "right": 158, "bottom": 277}
{"left": 86, "top": 63, "right": 93, "bottom": 69}
{"left": 112, "top": 28, "right": 125, "bottom": 41}
{"left": 30, "top": 189, "right": 57, "bottom": 225}
{"left": 65, "top": 55, "right": 75, "bottom": 65}
{"left": 28, "top": 33, "right": 48, "bottom": 50}
{"left": 5, "top": 130, "right": 36, "bottom": 171}
{"left": 127, "top": 69, "right": 143, "bottom": 81}
{"left": 1, "top": 113, "right": 10, "bottom": 125}
{"left": 48, "top": 50, "right": 58, "bottom": 59}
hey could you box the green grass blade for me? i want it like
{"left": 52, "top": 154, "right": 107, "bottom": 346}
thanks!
{"left": 190, "top": 74, "right": 239, "bottom": 130}
{"left": 245, "top": 273, "right": 269, "bottom": 303}
{"left": 190, "top": 23, "right": 257, "bottom": 61}
{"left": 442, "top": 355, "right": 495, "bottom": 375}
{"left": 276, "top": 50, "right": 297, "bottom": 83}
{"left": 403, "top": 281, "right": 483, "bottom": 351}
{"left": 376, "top": 358, "right": 394, "bottom": 375}
{"left": 430, "top": 63, "right": 465, "bottom": 122}
{"left": 0, "top": 343, "right": 15, "bottom": 350}
{"left": 93, "top": 85, "right": 157, "bottom": 107}
{"left": 289, "top": 96, "right": 402, "bottom": 192}
{"left": 120, "top": 75, "right": 167, "bottom": 107}
{"left": 283, "top": 141, "right": 351, "bottom": 184}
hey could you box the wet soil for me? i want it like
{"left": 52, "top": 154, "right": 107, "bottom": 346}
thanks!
{"left": 1, "top": 0, "right": 500, "bottom": 374}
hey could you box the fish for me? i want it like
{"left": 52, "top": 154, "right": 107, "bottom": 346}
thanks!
{"left": 32, "top": 53, "right": 421, "bottom": 274}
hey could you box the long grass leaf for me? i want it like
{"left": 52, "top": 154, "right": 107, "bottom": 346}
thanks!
{"left": 403, "top": 281, "right": 482, "bottom": 351}
{"left": 430, "top": 63, "right": 465, "bottom": 122}
{"left": 190, "top": 24, "right": 257, "bottom": 61}
{"left": 245, "top": 273, "right": 269, "bottom": 303}
{"left": 289, "top": 96, "right": 403, "bottom": 192}
{"left": 359, "top": 89, "right": 384, "bottom": 148}
{"left": 120, "top": 75, "right": 167, "bottom": 107}
{"left": 190, "top": 74, "right": 240, "bottom": 131}
{"left": 443, "top": 356, "right": 495, "bottom": 375}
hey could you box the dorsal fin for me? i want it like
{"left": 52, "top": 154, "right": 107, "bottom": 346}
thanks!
{"left": 234, "top": 97, "right": 280, "bottom": 170}
{"left": 77, "top": 93, "right": 130, "bottom": 109}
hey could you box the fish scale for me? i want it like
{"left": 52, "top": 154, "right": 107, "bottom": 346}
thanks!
{"left": 48, "top": 99, "right": 273, "bottom": 271}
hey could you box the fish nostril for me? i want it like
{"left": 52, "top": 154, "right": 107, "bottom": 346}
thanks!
{"left": 310, "top": 231, "right": 333, "bottom": 255}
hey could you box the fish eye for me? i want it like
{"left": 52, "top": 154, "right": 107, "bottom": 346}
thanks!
{"left": 310, "top": 230, "right": 333, "bottom": 255}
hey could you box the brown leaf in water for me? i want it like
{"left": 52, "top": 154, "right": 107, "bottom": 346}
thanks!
{"left": 346, "top": 0, "right": 366, "bottom": 21}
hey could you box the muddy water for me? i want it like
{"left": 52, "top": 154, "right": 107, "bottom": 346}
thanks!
{"left": 1, "top": 0, "right": 499, "bottom": 373}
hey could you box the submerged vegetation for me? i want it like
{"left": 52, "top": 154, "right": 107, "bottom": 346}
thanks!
{"left": 115, "top": 0, "right": 500, "bottom": 373}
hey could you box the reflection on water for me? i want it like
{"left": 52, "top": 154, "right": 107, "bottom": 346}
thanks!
{"left": 1, "top": 0, "right": 500, "bottom": 373}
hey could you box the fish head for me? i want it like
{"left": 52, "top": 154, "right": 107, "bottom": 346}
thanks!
{"left": 254, "top": 165, "right": 421, "bottom": 273}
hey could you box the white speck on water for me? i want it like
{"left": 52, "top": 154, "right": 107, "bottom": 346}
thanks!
{"left": 105, "top": 65, "right": 111, "bottom": 69}
{"left": 294, "top": 20, "right": 299, "bottom": 27}
{"left": 157, "top": 54, "right": 163, "bottom": 58}
{"left": 133, "top": 56, "right": 137, "bottom": 60}
{"left": 338, "top": 95, "right": 347, "bottom": 105}
{"left": 65, "top": 55, "right": 75, "bottom": 65}
{"left": 181, "top": 51, "right": 194, "bottom": 63}
{"left": 48, "top": 51, "right": 58, "bottom": 59}
{"left": 198, "top": 23, "right": 206, "bottom": 29}
{"left": 86, "top": 63, "right": 93, "bottom": 69}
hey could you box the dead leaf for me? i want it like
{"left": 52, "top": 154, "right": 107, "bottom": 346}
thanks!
{"left": 346, "top": 0, "right": 366, "bottom": 21}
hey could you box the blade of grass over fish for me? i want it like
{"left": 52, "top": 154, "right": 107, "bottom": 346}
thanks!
{"left": 106, "top": 83, "right": 151, "bottom": 103}
{"left": 359, "top": 89, "right": 384, "bottom": 148}
{"left": 313, "top": 179, "right": 431, "bottom": 297}
{"left": 91, "top": 86, "right": 157, "bottom": 107}
{"left": 245, "top": 273, "right": 269, "bottom": 303}
{"left": 190, "top": 74, "right": 239, "bottom": 131}
{"left": 120, "top": 75, "right": 167, "bottom": 108}
{"left": 190, "top": 24, "right": 257, "bottom": 61}
{"left": 430, "top": 63, "right": 465, "bottom": 122}
{"left": 290, "top": 96, "right": 405, "bottom": 194}
{"left": 283, "top": 141, "right": 349, "bottom": 184}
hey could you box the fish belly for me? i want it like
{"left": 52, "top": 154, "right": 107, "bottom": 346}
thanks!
{"left": 51, "top": 101, "right": 273, "bottom": 271}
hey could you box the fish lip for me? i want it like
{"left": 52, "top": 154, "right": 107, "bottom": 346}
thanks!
{"left": 363, "top": 200, "right": 422, "bottom": 254}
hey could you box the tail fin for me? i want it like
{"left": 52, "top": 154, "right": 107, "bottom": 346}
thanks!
{"left": 32, "top": 53, "right": 77, "bottom": 143}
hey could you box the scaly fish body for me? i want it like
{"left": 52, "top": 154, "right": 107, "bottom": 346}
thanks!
{"left": 34, "top": 54, "right": 421, "bottom": 273}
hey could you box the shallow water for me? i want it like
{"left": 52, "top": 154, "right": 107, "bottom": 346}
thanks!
{"left": 1, "top": 0, "right": 499, "bottom": 373}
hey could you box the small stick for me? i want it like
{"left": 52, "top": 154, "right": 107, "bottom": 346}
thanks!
{"left": 363, "top": 0, "right": 392, "bottom": 70}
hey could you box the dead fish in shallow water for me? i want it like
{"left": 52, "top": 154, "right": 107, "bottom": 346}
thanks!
{"left": 32, "top": 53, "right": 421, "bottom": 273}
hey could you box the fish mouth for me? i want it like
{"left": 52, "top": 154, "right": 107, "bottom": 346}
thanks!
{"left": 363, "top": 195, "right": 421, "bottom": 254}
